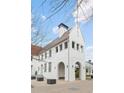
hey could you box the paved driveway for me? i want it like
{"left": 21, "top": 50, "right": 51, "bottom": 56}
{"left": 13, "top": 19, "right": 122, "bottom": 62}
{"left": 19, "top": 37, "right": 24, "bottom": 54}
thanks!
{"left": 31, "top": 80, "right": 93, "bottom": 93}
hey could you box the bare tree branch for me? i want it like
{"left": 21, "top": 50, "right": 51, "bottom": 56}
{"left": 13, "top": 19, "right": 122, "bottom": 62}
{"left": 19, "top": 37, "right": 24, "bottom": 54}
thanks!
{"left": 41, "top": 0, "right": 68, "bottom": 24}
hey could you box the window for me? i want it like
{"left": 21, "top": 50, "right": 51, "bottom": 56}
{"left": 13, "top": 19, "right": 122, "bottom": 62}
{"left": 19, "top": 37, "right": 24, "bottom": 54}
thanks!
{"left": 86, "top": 68, "right": 88, "bottom": 73}
{"left": 41, "top": 64, "right": 43, "bottom": 73}
{"left": 31, "top": 56, "right": 33, "bottom": 61}
{"left": 81, "top": 45, "right": 83, "bottom": 52}
{"left": 48, "top": 62, "right": 52, "bottom": 72}
{"left": 56, "top": 46, "right": 58, "bottom": 53}
{"left": 35, "top": 71, "right": 37, "bottom": 75}
{"left": 77, "top": 44, "right": 79, "bottom": 50}
{"left": 44, "top": 63, "right": 47, "bottom": 72}
{"left": 64, "top": 42, "right": 68, "bottom": 49}
{"left": 31, "top": 65, "right": 33, "bottom": 72}
{"left": 72, "top": 41, "right": 75, "bottom": 48}
{"left": 42, "top": 54, "right": 43, "bottom": 60}
{"left": 49, "top": 50, "right": 52, "bottom": 57}
{"left": 60, "top": 44, "right": 62, "bottom": 51}
{"left": 45, "top": 52, "right": 47, "bottom": 59}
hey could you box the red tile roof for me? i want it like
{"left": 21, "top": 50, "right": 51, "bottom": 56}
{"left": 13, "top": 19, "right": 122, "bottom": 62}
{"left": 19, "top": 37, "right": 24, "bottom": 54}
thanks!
{"left": 31, "top": 44, "right": 43, "bottom": 56}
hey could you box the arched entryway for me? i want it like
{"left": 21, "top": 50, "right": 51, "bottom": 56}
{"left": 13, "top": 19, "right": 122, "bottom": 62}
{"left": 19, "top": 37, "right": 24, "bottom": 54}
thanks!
{"left": 75, "top": 62, "right": 81, "bottom": 80}
{"left": 58, "top": 62, "right": 65, "bottom": 80}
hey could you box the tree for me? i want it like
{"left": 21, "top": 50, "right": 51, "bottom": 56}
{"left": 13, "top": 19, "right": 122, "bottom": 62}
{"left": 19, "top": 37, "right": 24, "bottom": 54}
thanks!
{"left": 31, "top": 0, "right": 93, "bottom": 46}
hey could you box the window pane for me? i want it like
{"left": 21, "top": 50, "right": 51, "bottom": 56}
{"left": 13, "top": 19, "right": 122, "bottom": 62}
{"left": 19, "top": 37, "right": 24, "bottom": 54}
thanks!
{"left": 60, "top": 44, "right": 62, "bottom": 51}
{"left": 49, "top": 62, "right": 52, "bottom": 72}
{"left": 42, "top": 54, "right": 43, "bottom": 60}
{"left": 86, "top": 68, "right": 88, "bottom": 73}
{"left": 44, "top": 63, "right": 47, "bottom": 72}
{"left": 56, "top": 46, "right": 58, "bottom": 53}
{"left": 77, "top": 44, "right": 79, "bottom": 50}
{"left": 31, "top": 56, "right": 33, "bottom": 61}
{"left": 45, "top": 52, "right": 47, "bottom": 59}
{"left": 81, "top": 45, "right": 83, "bottom": 52}
{"left": 72, "top": 41, "right": 75, "bottom": 48}
{"left": 49, "top": 50, "right": 52, "bottom": 57}
{"left": 65, "top": 42, "right": 68, "bottom": 49}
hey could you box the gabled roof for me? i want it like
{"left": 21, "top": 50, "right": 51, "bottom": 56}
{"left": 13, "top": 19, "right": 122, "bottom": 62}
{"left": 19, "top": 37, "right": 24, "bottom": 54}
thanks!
{"left": 31, "top": 44, "right": 43, "bottom": 56}
{"left": 41, "top": 30, "right": 70, "bottom": 53}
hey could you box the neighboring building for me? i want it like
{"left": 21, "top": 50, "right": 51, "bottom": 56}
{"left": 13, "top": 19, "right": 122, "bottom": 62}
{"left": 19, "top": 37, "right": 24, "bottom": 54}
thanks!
{"left": 85, "top": 60, "right": 93, "bottom": 77}
{"left": 31, "top": 45, "right": 43, "bottom": 76}
{"left": 31, "top": 23, "right": 86, "bottom": 81}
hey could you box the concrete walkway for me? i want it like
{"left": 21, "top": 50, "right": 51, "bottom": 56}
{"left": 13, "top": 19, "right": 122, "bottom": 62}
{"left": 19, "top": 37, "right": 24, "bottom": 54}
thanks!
{"left": 31, "top": 80, "right": 93, "bottom": 93}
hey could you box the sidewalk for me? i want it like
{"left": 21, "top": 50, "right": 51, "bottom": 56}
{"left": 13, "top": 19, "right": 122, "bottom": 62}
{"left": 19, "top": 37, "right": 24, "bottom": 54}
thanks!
{"left": 31, "top": 80, "right": 93, "bottom": 93}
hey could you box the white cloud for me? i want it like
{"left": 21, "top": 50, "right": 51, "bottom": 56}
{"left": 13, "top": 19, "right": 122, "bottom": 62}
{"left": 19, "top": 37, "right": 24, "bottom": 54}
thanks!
{"left": 52, "top": 26, "right": 59, "bottom": 34}
{"left": 41, "top": 40, "right": 53, "bottom": 47}
{"left": 31, "top": 27, "right": 37, "bottom": 32}
{"left": 41, "top": 15, "right": 46, "bottom": 21}
{"left": 85, "top": 46, "right": 93, "bottom": 61}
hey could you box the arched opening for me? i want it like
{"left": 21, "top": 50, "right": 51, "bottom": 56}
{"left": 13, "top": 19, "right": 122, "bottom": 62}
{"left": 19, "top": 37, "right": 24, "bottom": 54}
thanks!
{"left": 58, "top": 62, "right": 65, "bottom": 80}
{"left": 75, "top": 62, "right": 81, "bottom": 80}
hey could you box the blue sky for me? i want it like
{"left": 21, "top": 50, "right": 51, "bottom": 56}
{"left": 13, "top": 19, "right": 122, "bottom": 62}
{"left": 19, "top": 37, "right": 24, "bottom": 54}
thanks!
{"left": 31, "top": 0, "right": 93, "bottom": 60}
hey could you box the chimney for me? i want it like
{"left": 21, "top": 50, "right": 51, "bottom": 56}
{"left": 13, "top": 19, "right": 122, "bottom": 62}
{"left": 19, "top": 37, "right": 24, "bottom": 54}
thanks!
{"left": 58, "top": 23, "right": 68, "bottom": 37}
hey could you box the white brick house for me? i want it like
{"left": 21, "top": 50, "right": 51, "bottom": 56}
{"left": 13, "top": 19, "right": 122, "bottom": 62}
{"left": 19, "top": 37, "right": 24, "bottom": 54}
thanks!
{"left": 31, "top": 23, "right": 86, "bottom": 81}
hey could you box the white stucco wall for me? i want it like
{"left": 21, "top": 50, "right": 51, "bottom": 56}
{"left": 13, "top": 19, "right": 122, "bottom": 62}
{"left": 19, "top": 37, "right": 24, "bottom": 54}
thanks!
{"left": 42, "top": 41, "right": 69, "bottom": 80}
{"left": 31, "top": 25, "right": 86, "bottom": 81}
{"left": 68, "top": 25, "right": 86, "bottom": 81}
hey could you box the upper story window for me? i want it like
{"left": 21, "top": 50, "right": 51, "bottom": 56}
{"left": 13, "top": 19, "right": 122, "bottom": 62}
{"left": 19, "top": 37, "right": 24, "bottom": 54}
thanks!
{"left": 42, "top": 54, "right": 43, "bottom": 60}
{"left": 72, "top": 41, "right": 75, "bottom": 48}
{"left": 77, "top": 44, "right": 79, "bottom": 50}
{"left": 45, "top": 52, "right": 47, "bottom": 59}
{"left": 64, "top": 42, "right": 68, "bottom": 49}
{"left": 60, "top": 44, "right": 62, "bottom": 51}
{"left": 48, "top": 62, "right": 52, "bottom": 72}
{"left": 49, "top": 50, "right": 52, "bottom": 57}
{"left": 56, "top": 46, "right": 58, "bottom": 53}
{"left": 81, "top": 45, "right": 83, "bottom": 52}
{"left": 44, "top": 63, "right": 47, "bottom": 72}
{"left": 86, "top": 68, "right": 88, "bottom": 73}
